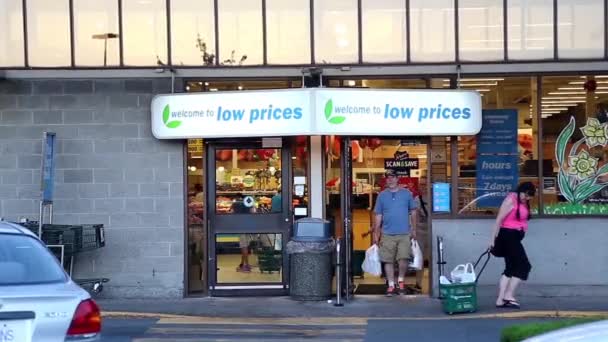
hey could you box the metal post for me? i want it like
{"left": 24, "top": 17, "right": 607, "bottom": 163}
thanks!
{"left": 49, "top": 203, "right": 53, "bottom": 224}
{"left": 38, "top": 201, "right": 44, "bottom": 238}
{"left": 334, "top": 238, "right": 343, "bottom": 307}
{"left": 103, "top": 38, "right": 108, "bottom": 67}
{"left": 436, "top": 236, "right": 446, "bottom": 299}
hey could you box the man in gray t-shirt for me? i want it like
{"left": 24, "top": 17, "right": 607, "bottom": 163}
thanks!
{"left": 373, "top": 170, "right": 418, "bottom": 296}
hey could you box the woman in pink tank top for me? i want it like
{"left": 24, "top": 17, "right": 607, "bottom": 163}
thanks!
{"left": 489, "top": 182, "right": 536, "bottom": 309}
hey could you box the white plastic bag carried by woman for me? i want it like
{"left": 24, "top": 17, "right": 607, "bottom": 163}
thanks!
{"left": 362, "top": 244, "right": 382, "bottom": 276}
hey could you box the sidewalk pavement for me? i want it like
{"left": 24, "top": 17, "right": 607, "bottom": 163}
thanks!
{"left": 98, "top": 292, "right": 608, "bottom": 319}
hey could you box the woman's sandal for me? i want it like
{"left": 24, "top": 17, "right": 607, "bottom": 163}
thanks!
{"left": 502, "top": 300, "right": 521, "bottom": 309}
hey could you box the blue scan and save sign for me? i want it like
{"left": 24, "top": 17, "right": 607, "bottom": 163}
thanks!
{"left": 151, "top": 88, "right": 482, "bottom": 138}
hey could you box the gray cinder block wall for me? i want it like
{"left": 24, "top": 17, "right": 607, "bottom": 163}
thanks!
{"left": 0, "top": 78, "right": 184, "bottom": 298}
{"left": 432, "top": 218, "right": 608, "bottom": 298}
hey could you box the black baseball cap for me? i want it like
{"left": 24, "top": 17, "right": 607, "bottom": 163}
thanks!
{"left": 385, "top": 169, "right": 397, "bottom": 177}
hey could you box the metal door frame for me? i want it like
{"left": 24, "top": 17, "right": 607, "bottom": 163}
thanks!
{"left": 340, "top": 137, "right": 354, "bottom": 300}
{"left": 340, "top": 136, "right": 434, "bottom": 298}
{"left": 206, "top": 138, "right": 293, "bottom": 296}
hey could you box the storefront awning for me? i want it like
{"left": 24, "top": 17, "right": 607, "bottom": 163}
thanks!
{"left": 151, "top": 88, "right": 482, "bottom": 139}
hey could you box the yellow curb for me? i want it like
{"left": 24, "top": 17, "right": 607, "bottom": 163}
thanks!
{"left": 102, "top": 310, "right": 608, "bottom": 322}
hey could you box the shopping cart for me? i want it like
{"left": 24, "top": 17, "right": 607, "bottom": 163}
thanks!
{"left": 436, "top": 236, "right": 491, "bottom": 315}
{"left": 251, "top": 234, "right": 282, "bottom": 274}
{"left": 18, "top": 220, "right": 110, "bottom": 295}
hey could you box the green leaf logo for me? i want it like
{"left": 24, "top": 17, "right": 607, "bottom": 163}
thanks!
{"left": 329, "top": 116, "right": 346, "bottom": 124}
{"left": 324, "top": 99, "right": 333, "bottom": 120}
{"left": 324, "top": 99, "right": 345, "bottom": 125}
{"left": 162, "top": 104, "right": 182, "bottom": 129}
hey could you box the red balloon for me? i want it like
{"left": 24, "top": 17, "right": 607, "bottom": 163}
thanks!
{"left": 216, "top": 150, "right": 232, "bottom": 161}
{"left": 333, "top": 136, "right": 341, "bottom": 157}
{"left": 296, "top": 146, "right": 306, "bottom": 159}
{"left": 296, "top": 136, "right": 307, "bottom": 146}
{"left": 351, "top": 141, "right": 361, "bottom": 160}
{"left": 368, "top": 138, "right": 382, "bottom": 151}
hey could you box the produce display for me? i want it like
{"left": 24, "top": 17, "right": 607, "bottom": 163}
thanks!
{"left": 188, "top": 200, "right": 204, "bottom": 224}
{"left": 215, "top": 148, "right": 282, "bottom": 214}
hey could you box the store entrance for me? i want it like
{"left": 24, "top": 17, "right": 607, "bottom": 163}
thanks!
{"left": 326, "top": 136, "right": 432, "bottom": 296}
{"left": 206, "top": 139, "right": 292, "bottom": 296}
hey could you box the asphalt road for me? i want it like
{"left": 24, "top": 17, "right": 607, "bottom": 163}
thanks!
{"left": 100, "top": 317, "right": 553, "bottom": 342}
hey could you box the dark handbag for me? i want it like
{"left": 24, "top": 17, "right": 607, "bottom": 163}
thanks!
{"left": 490, "top": 236, "right": 505, "bottom": 257}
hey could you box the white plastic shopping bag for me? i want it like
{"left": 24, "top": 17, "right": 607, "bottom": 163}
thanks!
{"left": 362, "top": 244, "right": 382, "bottom": 276}
{"left": 450, "top": 263, "right": 476, "bottom": 283}
{"left": 409, "top": 239, "right": 423, "bottom": 270}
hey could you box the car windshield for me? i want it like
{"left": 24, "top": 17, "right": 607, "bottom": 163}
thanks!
{"left": 0, "top": 233, "right": 66, "bottom": 285}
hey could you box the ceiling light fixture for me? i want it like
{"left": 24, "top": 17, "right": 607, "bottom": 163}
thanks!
{"left": 541, "top": 107, "right": 568, "bottom": 110}
{"left": 548, "top": 91, "right": 586, "bottom": 95}
{"left": 459, "top": 78, "right": 504, "bottom": 82}
{"left": 458, "top": 82, "right": 498, "bottom": 87}
{"left": 542, "top": 96, "right": 586, "bottom": 100}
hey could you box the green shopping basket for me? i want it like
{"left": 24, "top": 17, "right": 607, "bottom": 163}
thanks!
{"left": 439, "top": 250, "right": 491, "bottom": 315}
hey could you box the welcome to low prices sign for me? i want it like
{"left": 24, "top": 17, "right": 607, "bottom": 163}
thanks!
{"left": 315, "top": 89, "right": 481, "bottom": 136}
{"left": 151, "top": 88, "right": 482, "bottom": 139}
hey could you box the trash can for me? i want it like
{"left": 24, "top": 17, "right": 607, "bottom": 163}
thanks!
{"left": 287, "top": 218, "right": 334, "bottom": 301}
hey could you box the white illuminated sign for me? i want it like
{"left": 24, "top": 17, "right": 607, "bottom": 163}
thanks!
{"left": 151, "top": 88, "right": 482, "bottom": 139}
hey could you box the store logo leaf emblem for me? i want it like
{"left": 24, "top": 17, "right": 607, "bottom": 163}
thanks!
{"left": 162, "top": 104, "right": 182, "bottom": 129}
{"left": 325, "top": 99, "right": 345, "bottom": 125}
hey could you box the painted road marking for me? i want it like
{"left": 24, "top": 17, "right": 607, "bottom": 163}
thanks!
{"left": 103, "top": 310, "right": 608, "bottom": 322}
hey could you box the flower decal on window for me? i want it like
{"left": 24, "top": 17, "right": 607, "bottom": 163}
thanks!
{"left": 568, "top": 150, "right": 599, "bottom": 180}
{"left": 580, "top": 118, "right": 608, "bottom": 148}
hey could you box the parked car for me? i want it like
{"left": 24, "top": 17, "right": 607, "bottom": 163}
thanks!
{"left": 0, "top": 221, "right": 101, "bottom": 341}
{"left": 524, "top": 320, "right": 608, "bottom": 342}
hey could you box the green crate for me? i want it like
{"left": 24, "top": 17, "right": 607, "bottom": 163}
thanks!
{"left": 439, "top": 282, "right": 478, "bottom": 315}
{"left": 257, "top": 248, "right": 282, "bottom": 273}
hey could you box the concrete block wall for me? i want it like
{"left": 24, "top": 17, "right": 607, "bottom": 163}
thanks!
{"left": 432, "top": 218, "right": 608, "bottom": 297}
{"left": 0, "top": 78, "right": 184, "bottom": 298}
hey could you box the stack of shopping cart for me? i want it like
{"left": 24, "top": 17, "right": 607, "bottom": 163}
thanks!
{"left": 18, "top": 221, "right": 109, "bottom": 294}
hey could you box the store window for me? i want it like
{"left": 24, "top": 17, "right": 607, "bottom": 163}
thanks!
{"left": 361, "top": 0, "right": 407, "bottom": 63}
{"left": 0, "top": 0, "right": 24, "bottom": 67}
{"left": 457, "top": 77, "right": 540, "bottom": 216}
{"left": 409, "top": 0, "right": 455, "bottom": 62}
{"left": 215, "top": 148, "right": 282, "bottom": 214}
{"left": 122, "top": 0, "right": 167, "bottom": 66}
{"left": 171, "top": 0, "right": 215, "bottom": 66}
{"left": 541, "top": 75, "right": 608, "bottom": 215}
{"left": 507, "top": 0, "right": 553, "bottom": 60}
{"left": 218, "top": 0, "right": 262, "bottom": 65}
{"left": 266, "top": 0, "right": 311, "bottom": 65}
{"left": 73, "top": 0, "right": 120, "bottom": 67}
{"left": 314, "top": 0, "right": 358, "bottom": 64}
{"left": 458, "top": 0, "right": 504, "bottom": 61}
{"left": 26, "top": 0, "right": 71, "bottom": 67}
{"left": 557, "top": 0, "right": 604, "bottom": 59}
{"left": 186, "top": 139, "right": 206, "bottom": 294}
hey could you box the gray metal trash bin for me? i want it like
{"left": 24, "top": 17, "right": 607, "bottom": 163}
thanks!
{"left": 287, "top": 218, "right": 334, "bottom": 301}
